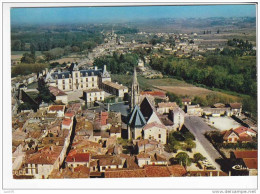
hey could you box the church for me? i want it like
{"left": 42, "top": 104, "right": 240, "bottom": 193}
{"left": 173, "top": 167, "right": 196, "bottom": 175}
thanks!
{"left": 127, "top": 67, "right": 185, "bottom": 144}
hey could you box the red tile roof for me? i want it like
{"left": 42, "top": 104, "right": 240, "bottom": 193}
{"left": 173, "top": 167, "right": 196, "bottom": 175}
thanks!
{"left": 25, "top": 146, "right": 63, "bottom": 164}
{"left": 62, "top": 118, "right": 72, "bottom": 126}
{"left": 144, "top": 165, "right": 171, "bottom": 177}
{"left": 233, "top": 150, "right": 257, "bottom": 159}
{"left": 234, "top": 126, "right": 256, "bottom": 135}
{"left": 143, "top": 121, "right": 167, "bottom": 130}
{"left": 243, "top": 158, "right": 257, "bottom": 169}
{"left": 105, "top": 169, "right": 146, "bottom": 178}
{"left": 167, "top": 165, "right": 187, "bottom": 176}
{"left": 140, "top": 91, "right": 166, "bottom": 97}
{"left": 48, "top": 105, "right": 65, "bottom": 112}
{"left": 66, "top": 153, "right": 90, "bottom": 163}
{"left": 65, "top": 112, "right": 75, "bottom": 118}
{"left": 230, "top": 103, "right": 242, "bottom": 109}
{"left": 182, "top": 98, "right": 191, "bottom": 103}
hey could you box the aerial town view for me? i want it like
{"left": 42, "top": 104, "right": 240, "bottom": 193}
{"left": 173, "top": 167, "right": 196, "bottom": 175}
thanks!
{"left": 10, "top": 5, "right": 257, "bottom": 179}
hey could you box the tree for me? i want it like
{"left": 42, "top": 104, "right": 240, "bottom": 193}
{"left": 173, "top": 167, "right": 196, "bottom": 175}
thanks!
{"left": 175, "top": 152, "right": 192, "bottom": 167}
{"left": 193, "top": 153, "right": 206, "bottom": 163}
{"left": 166, "top": 92, "right": 182, "bottom": 107}
{"left": 183, "top": 139, "right": 196, "bottom": 152}
{"left": 21, "top": 53, "right": 36, "bottom": 64}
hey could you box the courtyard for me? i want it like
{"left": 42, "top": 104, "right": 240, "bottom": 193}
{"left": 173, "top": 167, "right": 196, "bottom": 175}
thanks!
{"left": 205, "top": 116, "right": 242, "bottom": 131}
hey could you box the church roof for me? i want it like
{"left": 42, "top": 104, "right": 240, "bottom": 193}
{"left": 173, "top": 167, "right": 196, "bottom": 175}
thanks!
{"left": 140, "top": 96, "right": 156, "bottom": 120}
{"left": 128, "top": 105, "right": 146, "bottom": 128}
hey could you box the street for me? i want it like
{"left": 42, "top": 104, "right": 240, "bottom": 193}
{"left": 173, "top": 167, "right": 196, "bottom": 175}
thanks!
{"left": 184, "top": 116, "right": 222, "bottom": 170}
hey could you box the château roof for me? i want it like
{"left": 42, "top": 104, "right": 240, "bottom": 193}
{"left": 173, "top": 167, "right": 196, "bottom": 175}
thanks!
{"left": 128, "top": 105, "right": 146, "bottom": 128}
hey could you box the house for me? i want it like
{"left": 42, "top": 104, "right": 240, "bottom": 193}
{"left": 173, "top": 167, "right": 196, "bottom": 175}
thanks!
{"left": 110, "top": 125, "right": 121, "bottom": 138}
{"left": 157, "top": 102, "right": 178, "bottom": 114}
{"left": 229, "top": 103, "right": 242, "bottom": 116}
{"left": 62, "top": 118, "right": 73, "bottom": 130}
{"left": 101, "top": 81, "right": 128, "bottom": 98}
{"left": 65, "top": 151, "right": 90, "bottom": 168}
{"left": 230, "top": 150, "right": 257, "bottom": 176}
{"left": 47, "top": 105, "right": 65, "bottom": 117}
{"left": 169, "top": 107, "right": 185, "bottom": 131}
{"left": 136, "top": 153, "right": 151, "bottom": 167}
{"left": 136, "top": 139, "right": 160, "bottom": 153}
{"left": 49, "top": 166, "right": 90, "bottom": 178}
{"left": 144, "top": 166, "right": 171, "bottom": 177}
{"left": 223, "top": 126, "right": 256, "bottom": 143}
{"left": 83, "top": 89, "right": 105, "bottom": 106}
{"left": 105, "top": 169, "right": 146, "bottom": 178}
{"left": 167, "top": 165, "right": 187, "bottom": 177}
{"left": 143, "top": 122, "right": 167, "bottom": 144}
{"left": 186, "top": 104, "right": 203, "bottom": 116}
{"left": 98, "top": 156, "right": 125, "bottom": 172}
{"left": 23, "top": 145, "right": 64, "bottom": 179}
{"left": 182, "top": 98, "right": 191, "bottom": 106}
{"left": 48, "top": 86, "right": 68, "bottom": 104}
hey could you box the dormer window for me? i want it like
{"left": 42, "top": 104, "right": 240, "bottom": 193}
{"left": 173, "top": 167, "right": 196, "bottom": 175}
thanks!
{"left": 55, "top": 75, "right": 58, "bottom": 79}
{"left": 69, "top": 74, "right": 71, "bottom": 78}
{"left": 81, "top": 73, "right": 83, "bottom": 77}
{"left": 62, "top": 74, "right": 65, "bottom": 79}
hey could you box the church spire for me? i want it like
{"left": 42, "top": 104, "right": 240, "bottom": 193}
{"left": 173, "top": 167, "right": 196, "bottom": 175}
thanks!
{"left": 131, "top": 67, "right": 140, "bottom": 110}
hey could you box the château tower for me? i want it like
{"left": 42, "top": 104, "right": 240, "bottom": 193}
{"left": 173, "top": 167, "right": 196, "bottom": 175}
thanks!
{"left": 131, "top": 67, "right": 140, "bottom": 110}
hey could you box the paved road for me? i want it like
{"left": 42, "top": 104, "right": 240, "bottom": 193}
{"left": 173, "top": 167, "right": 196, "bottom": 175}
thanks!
{"left": 184, "top": 116, "right": 222, "bottom": 170}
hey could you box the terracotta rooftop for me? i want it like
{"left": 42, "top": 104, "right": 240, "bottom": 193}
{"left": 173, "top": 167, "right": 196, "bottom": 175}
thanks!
{"left": 48, "top": 105, "right": 65, "bottom": 112}
{"left": 136, "top": 153, "right": 151, "bottom": 159}
{"left": 65, "top": 112, "right": 75, "bottom": 118}
{"left": 233, "top": 126, "right": 256, "bottom": 135}
{"left": 233, "top": 150, "right": 257, "bottom": 159}
{"left": 25, "top": 145, "right": 63, "bottom": 165}
{"left": 167, "top": 165, "right": 187, "bottom": 176}
{"left": 144, "top": 165, "right": 171, "bottom": 177}
{"left": 99, "top": 156, "right": 123, "bottom": 166}
{"left": 66, "top": 152, "right": 90, "bottom": 163}
{"left": 182, "top": 98, "right": 191, "bottom": 103}
{"left": 243, "top": 158, "right": 257, "bottom": 169}
{"left": 105, "top": 169, "right": 146, "bottom": 178}
{"left": 143, "top": 121, "right": 167, "bottom": 130}
{"left": 62, "top": 118, "right": 72, "bottom": 126}
{"left": 140, "top": 91, "right": 166, "bottom": 97}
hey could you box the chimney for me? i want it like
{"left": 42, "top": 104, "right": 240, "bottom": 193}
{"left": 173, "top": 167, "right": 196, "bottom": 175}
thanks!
{"left": 58, "top": 69, "right": 61, "bottom": 74}
{"left": 209, "top": 171, "right": 212, "bottom": 177}
{"left": 104, "top": 65, "right": 107, "bottom": 72}
{"left": 228, "top": 171, "right": 231, "bottom": 176}
{"left": 94, "top": 66, "right": 98, "bottom": 70}
{"left": 50, "top": 146, "right": 54, "bottom": 151}
{"left": 45, "top": 68, "right": 48, "bottom": 74}
{"left": 217, "top": 171, "right": 220, "bottom": 176}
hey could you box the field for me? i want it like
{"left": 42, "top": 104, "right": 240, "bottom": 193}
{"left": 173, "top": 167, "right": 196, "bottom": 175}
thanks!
{"left": 50, "top": 57, "right": 81, "bottom": 64}
{"left": 11, "top": 51, "right": 43, "bottom": 61}
{"left": 111, "top": 74, "right": 241, "bottom": 101}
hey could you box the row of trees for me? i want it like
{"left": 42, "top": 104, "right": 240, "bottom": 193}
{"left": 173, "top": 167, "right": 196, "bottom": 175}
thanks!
{"left": 150, "top": 55, "right": 256, "bottom": 98}
{"left": 11, "top": 31, "right": 103, "bottom": 52}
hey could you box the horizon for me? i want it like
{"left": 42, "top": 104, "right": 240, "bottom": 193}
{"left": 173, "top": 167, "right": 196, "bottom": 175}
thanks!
{"left": 11, "top": 5, "right": 256, "bottom": 25}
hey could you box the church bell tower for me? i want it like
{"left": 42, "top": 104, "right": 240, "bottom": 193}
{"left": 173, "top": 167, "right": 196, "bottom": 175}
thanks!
{"left": 131, "top": 67, "right": 140, "bottom": 110}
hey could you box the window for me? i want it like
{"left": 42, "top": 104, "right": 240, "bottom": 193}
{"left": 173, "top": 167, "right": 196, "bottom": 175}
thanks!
{"left": 62, "top": 80, "right": 65, "bottom": 84}
{"left": 92, "top": 84, "right": 94, "bottom": 87}
{"left": 86, "top": 78, "right": 88, "bottom": 82}
{"left": 69, "top": 79, "right": 71, "bottom": 83}
{"left": 102, "top": 167, "right": 106, "bottom": 170}
{"left": 63, "top": 86, "right": 65, "bottom": 90}
{"left": 76, "top": 73, "right": 78, "bottom": 78}
{"left": 149, "top": 135, "right": 151, "bottom": 140}
{"left": 69, "top": 85, "right": 72, "bottom": 89}
{"left": 86, "top": 84, "right": 88, "bottom": 87}
{"left": 158, "top": 134, "right": 161, "bottom": 138}
{"left": 76, "top": 79, "right": 78, "bottom": 83}
{"left": 92, "top": 77, "right": 94, "bottom": 81}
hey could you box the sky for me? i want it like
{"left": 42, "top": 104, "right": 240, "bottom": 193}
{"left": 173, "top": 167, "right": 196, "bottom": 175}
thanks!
{"left": 11, "top": 4, "right": 256, "bottom": 25}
